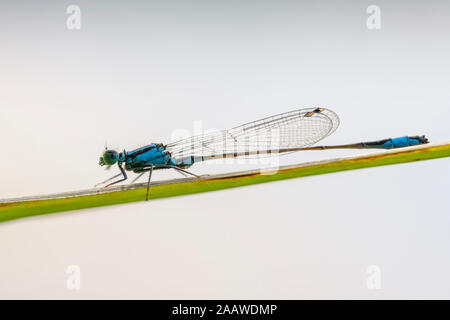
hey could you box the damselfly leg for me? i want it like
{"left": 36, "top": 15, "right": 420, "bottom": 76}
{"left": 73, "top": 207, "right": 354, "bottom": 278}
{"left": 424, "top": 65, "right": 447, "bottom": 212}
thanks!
{"left": 165, "top": 165, "right": 200, "bottom": 178}
{"left": 102, "top": 163, "right": 128, "bottom": 188}
{"left": 127, "top": 165, "right": 155, "bottom": 200}
{"left": 94, "top": 173, "right": 122, "bottom": 188}
{"left": 130, "top": 172, "right": 145, "bottom": 184}
{"left": 131, "top": 165, "right": 199, "bottom": 200}
{"left": 146, "top": 165, "right": 154, "bottom": 201}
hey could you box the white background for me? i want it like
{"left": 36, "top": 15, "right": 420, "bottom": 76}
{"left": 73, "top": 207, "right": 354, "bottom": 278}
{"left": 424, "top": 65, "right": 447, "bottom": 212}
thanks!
{"left": 0, "top": 0, "right": 449, "bottom": 298}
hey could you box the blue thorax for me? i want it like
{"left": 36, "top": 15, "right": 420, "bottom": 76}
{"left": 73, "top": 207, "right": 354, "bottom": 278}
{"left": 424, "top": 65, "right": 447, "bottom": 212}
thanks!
{"left": 123, "top": 144, "right": 176, "bottom": 170}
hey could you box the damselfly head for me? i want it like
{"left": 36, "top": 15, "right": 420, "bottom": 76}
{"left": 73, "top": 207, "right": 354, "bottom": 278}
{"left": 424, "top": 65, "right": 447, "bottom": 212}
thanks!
{"left": 99, "top": 150, "right": 119, "bottom": 166}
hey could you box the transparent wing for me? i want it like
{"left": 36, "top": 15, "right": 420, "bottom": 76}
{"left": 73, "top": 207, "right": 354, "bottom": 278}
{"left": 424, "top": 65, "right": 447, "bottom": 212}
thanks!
{"left": 165, "top": 107, "right": 339, "bottom": 159}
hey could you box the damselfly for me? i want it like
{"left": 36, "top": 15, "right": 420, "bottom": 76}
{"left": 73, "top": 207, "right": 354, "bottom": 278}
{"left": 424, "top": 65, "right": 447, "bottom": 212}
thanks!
{"left": 97, "top": 107, "right": 428, "bottom": 200}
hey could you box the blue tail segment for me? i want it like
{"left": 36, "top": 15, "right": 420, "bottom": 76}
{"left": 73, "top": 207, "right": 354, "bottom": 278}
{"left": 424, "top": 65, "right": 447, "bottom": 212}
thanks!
{"left": 363, "top": 135, "right": 429, "bottom": 149}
